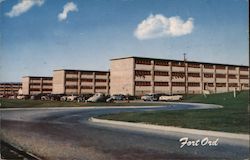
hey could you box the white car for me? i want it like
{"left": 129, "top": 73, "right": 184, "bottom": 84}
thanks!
{"left": 87, "top": 93, "right": 106, "bottom": 102}
{"left": 67, "top": 95, "right": 78, "bottom": 101}
{"left": 159, "top": 95, "right": 183, "bottom": 101}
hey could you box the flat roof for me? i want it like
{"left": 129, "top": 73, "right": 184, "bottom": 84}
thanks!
{"left": 110, "top": 56, "right": 249, "bottom": 67}
{"left": 54, "top": 69, "right": 110, "bottom": 73}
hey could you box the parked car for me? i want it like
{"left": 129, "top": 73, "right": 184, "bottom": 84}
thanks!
{"left": 60, "top": 95, "right": 68, "bottom": 101}
{"left": 159, "top": 95, "right": 183, "bottom": 101}
{"left": 66, "top": 95, "right": 78, "bottom": 101}
{"left": 41, "top": 95, "right": 51, "bottom": 101}
{"left": 87, "top": 93, "right": 108, "bottom": 103}
{"left": 106, "top": 94, "right": 126, "bottom": 102}
{"left": 141, "top": 93, "right": 163, "bottom": 101}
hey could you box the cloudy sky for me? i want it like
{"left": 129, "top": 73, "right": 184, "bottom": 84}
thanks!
{"left": 0, "top": 0, "right": 248, "bottom": 82}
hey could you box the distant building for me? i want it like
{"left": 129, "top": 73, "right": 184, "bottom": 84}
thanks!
{"left": 52, "top": 69, "right": 110, "bottom": 95}
{"left": 0, "top": 82, "right": 22, "bottom": 96}
{"left": 22, "top": 76, "right": 53, "bottom": 95}
{"left": 110, "top": 56, "right": 249, "bottom": 96}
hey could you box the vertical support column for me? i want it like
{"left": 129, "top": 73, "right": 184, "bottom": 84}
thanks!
{"left": 200, "top": 64, "right": 203, "bottom": 94}
{"left": 40, "top": 78, "right": 43, "bottom": 94}
{"left": 226, "top": 66, "right": 229, "bottom": 92}
{"left": 107, "top": 73, "right": 110, "bottom": 95}
{"left": 237, "top": 67, "right": 241, "bottom": 91}
{"left": 169, "top": 62, "right": 172, "bottom": 95}
{"left": 213, "top": 65, "right": 216, "bottom": 93}
{"left": 78, "top": 71, "right": 81, "bottom": 95}
{"left": 63, "top": 71, "right": 66, "bottom": 95}
{"left": 93, "top": 72, "right": 96, "bottom": 94}
{"left": 28, "top": 77, "right": 30, "bottom": 95}
{"left": 185, "top": 63, "right": 188, "bottom": 94}
{"left": 151, "top": 60, "right": 155, "bottom": 93}
{"left": 132, "top": 58, "right": 135, "bottom": 96}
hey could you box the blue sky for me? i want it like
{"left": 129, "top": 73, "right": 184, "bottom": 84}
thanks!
{"left": 0, "top": 0, "right": 248, "bottom": 82}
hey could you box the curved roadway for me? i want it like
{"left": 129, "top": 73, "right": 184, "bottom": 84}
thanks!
{"left": 1, "top": 103, "right": 249, "bottom": 160}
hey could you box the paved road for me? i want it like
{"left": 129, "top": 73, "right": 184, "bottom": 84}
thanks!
{"left": 1, "top": 104, "right": 249, "bottom": 160}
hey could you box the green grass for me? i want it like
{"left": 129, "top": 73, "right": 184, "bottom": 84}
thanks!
{"left": 98, "top": 91, "right": 249, "bottom": 134}
{"left": 0, "top": 99, "right": 166, "bottom": 108}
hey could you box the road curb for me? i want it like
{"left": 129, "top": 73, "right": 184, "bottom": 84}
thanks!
{"left": 89, "top": 117, "right": 249, "bottom": 141}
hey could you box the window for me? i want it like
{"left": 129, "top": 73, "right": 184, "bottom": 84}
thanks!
{"left": 66, "top": 78, "right": 78, "bottom": 82}
{"left": 154, "top": 60, "right": 168, "bottom": 66}
{"left": 95, "top": 86, "right": 107, "bottom": 89}
{"left": 172, "top": 61, "right": 185, "bottom": 67}
{"left": 42, "top": 88, "right": 52, "bottom": 91}
{"left": 154, "top": 71, "right": 169, "bottom": 76}
{"left": 96, "top": 72, "right": 108, "bottom": 75}
{"left": 216, "top": 65, "right": 225, "bottom": 69}
{"left": 172, "top": 72, "right": 185, "bottom": 78}
{"left": 216, "top": 83, "right": 226, "bottom": 87}
{"left": 188, "top": 63, "right": 200, "bottom": 68}
{"left": 204, "top": 64, "right": 214, "bottom": 69}
{"left": 43, "top": 83, "right": 52, "bottom": 86}
{"left": 30, "top": 88, "right": 40, "bottom": 91}
{"left": 216, "top": 74, "right": 226, "bottom": 78}
{"left": 81, "top": 78, "right": 93, "bottom": 82}
{"left": 228, "top": 74, "right": 236, "bottom": 79}
{"left": 30, "top": 83, "right": 40, "bottom": 86}
{"left": 81, "top": 86, "right": 92, "bottom": 89}
{"left": 242, "top": 83, "right": 249, "bottom": 87}
{"left": 207, "top": 83, "right": 214, "bottom": 87}
{"left": 65, "top": 85, "right": 78, "bottom": 89}
{"left": 172, "top": 82, "right": 185, "bottom": 86}
{"left": 240, "top": 67, "right": 249, "bottom": 71}
{"left": 228, "top": 66, "right": 236, "bottom": 70}
{"left": 135, "top": 70, "right": 151, "bottom": 77}
{"left": 66, "top": 71, "right": 77, "bottom": 74}
{"left": 43, "top": 77, "right": 52, "bottom": 80}
{"left": 135, "top": 59, "right": 151, "bottom": 65}
{"left": 188, "top": 82, "right": 200, "bottom": 87}
{"left": 229, "top": 83, "right": 238, "bottom": 87}
{"left": 81, "top": 72, "right": 93, "bottom": 75}
{"left": 204, "top": 73, "right": 213, "bottom": 78}
{"left": 135, "top": 81, "right": 151, "bottom": 86}
{"left": 240, "top": 75, "right": 249, "bottom": 79}
{"left": 154, "top": 82, "right": 168, "bottom": 86}
{"left": 188, "top": 73, "right": 200, "bottom": 77}
{"left": 96, "top": 79, "right": 107, "bottom": 82}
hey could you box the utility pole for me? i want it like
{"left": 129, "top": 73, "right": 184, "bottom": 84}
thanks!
{"left": 183, "top": 53, "right": 188, "bottom": 95}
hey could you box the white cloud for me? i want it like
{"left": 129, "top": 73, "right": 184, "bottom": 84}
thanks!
{"left": 5, "top": 0, "right": 44, "bottom": 17}
{"left": 58, "top": 2, "right": 78, "bottom": 21}
{"left": 134, "top": 14, "right": 194, "bottom": 40}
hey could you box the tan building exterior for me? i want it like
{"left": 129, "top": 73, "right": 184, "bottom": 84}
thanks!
{"left": 0, "top": 82, "right": 22, "bottom": 96}
{"left": 110, "top": 56, "right": 249, "bottom": 96}
{"left": 52, "top": 69, "right": 110, "bottom": 95}
{"left": 22, "top": 76, "right": 53, "bottom": 95}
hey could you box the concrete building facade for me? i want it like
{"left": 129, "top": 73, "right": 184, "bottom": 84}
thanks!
{"left": 22, "top": 76, "right": 53, "bottom": 95}
{"left": 0, "top": 82, "right": 22, "bottom": 96}
{"left": 110, "top": 57, "right": 249, "bottom": 96}
{"left": 52, "top": 69, "right": 110, "bottom": 95}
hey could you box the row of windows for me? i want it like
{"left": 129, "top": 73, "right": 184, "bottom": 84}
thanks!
{"left": 154, "top": 60, "right": 168, "bottom": 66}
{"left": 188, "top": 63, "right": 200, "bottom": 68}
{"left": 240, "top": 75, "right": 249, "bottom": 79}
{"left": 215, "top": 74, "right": 226, "bottom": 78}
{"left": 135, "top": 70, "right": 151, "bottom": 76}
{"left": 188, "top": 73, "right": 200, "bottom": 77}
{"left": 42, "top": 88, "right": 52, "bottom": 91}
{"left": 66, "top": 78, "right": 107, "bottom": 82}
{"left": 135, "top": 59, "right": 151, "bottom": 65}
{"left": 154, "top": 82, "right": 169, "bottom": 86}
{"left": 154, "top": 71, "right": 169, "bottom": 76}
{"left": 65, "top": 86, "right": 107, "bottom": 89}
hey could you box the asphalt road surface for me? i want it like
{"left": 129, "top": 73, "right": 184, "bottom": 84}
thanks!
{"left": 1, "top": 104, "right": 249, "bottom": 160}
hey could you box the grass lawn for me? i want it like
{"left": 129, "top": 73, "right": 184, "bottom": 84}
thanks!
{"left": 0, "top": 99, "right": 166, "bottom": 108}
{"left": 98, "top": 91, "right": 249, "bottom": 134}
